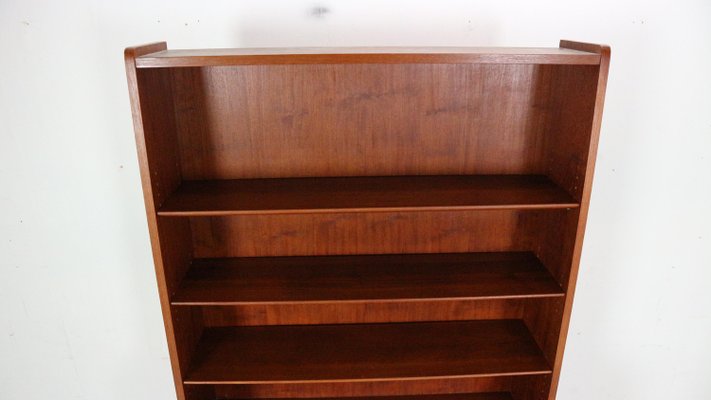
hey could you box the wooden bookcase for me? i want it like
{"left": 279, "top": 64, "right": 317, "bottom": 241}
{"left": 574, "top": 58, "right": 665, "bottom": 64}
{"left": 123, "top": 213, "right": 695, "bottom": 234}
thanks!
{"left": 125, "top": 40, "right": 610, "bottom": 400}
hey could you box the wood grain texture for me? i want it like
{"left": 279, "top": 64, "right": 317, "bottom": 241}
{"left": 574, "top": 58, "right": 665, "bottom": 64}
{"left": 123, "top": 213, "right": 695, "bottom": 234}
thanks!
{"left": 172, "top": 252, "right": 563, "bottom": 305}
{"left": 211, "top": 376, "right": 515, "bottom": 399}
{"left": 159, "top": 175, "right": 578, "bottom": 216}
{"left": 544, "top": 40, "right": 611, "bottom": 400}
{"left": 522, "top": 297, "right": 565, "bottom": 369}
{"left": 136, "top": 47, "right": 600, "bottom": 67}
{"left": 520, "top": 210, "right": 579, "bottom": 367}
{"left": 189, "top": 210, "right": 535, "bottom": 258}
{"left": 125, "top": 40, "right": 610, "bottom": 400}
{"left": 200, "top": 298, "right": 525, "bottom": 327}
{"left": 214, "top": 393, "right": 513, "bottom": 400}
{"left": 184, "top": 320, "right": 551, "bottom": 384}
{"left": 170, "top": 64, "right": 554, "bottom": 180}
{"left": 510, "top": 375, "right": 551, "bottom": 400}
{"left": 126, "top": 42, "right": 206, "bottom": 400}
{"left": 542, "top": 65, "right": 599, "bottom": 201}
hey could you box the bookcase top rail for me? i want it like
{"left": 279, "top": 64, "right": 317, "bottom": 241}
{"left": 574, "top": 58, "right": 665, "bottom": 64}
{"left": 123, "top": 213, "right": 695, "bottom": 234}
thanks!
{"left": 134, "top": 46, "right": 601, "bottom": 67}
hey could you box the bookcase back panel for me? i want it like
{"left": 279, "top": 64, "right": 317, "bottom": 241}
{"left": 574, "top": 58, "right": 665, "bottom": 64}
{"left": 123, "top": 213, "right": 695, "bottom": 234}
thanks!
{"left": 170, "top": 64, "right": 555, "bottom": 179}
{"left": 211, "top": 376, "right": 515, "bottom": 399}
{"left": 188, "top": 210, "right": 538, "bottom": 258}
{"left": 199, "top": 298, "right": 525, "bottom": 327}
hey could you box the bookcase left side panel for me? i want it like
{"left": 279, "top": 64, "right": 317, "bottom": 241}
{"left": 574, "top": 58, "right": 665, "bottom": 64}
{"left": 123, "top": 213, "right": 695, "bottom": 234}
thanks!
{"left": 125, "top": 43, "right": 210, "bottom": 400}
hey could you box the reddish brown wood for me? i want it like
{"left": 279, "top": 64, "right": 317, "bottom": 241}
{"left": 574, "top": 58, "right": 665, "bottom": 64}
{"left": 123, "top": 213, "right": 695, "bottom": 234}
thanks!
{"left": 136, "top": 47, "right": 600, "bottom": 68}
{"left": 170, "top": 64, "right": 555, "bottom": 180}
{"left": 542, "top": 65, "right": 599, "bottom": 201}
{"left": 521, "top": 211, "right": 579, "bottom": 366}
{"left": 184, "top": 320, "right": 551, "bottom": 384}
{"left": 172, "top": 252, "right": 563, "bottom": 305}
{"left": 212, "top": 376, "right": 514, "bottom": 399}
{"left": 215, "top": 393, "right": 513, "bottom": 400}
{"left": 511, "top": 375, "right": 552, "bottom": 400}
{"left": 189, "top": 210, "right": 531, "bottom": 258}
{"left": 543, "top": 40, "right": 611, "bottom": 400}
{"left": 125, "top": 42, "right": 207, "bottom": 400}
{"left": 159, "top": 176, "right": 577, "bottom": 216}
{"left": 200, "top": 298, "right": 525, "bottom": 327}
{"left": 559, "top": 40, "right": 606, "bottom": 55}
{"left": 125, "top": 41, "right": 609, "bottom": 400}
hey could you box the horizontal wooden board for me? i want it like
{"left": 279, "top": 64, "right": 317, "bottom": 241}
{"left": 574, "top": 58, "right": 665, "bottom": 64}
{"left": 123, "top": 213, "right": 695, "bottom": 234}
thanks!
{"left": 217, "top": 393, "right": 513, "bottom": 400}
{"left": 158, "top": 175, "right": 578, "bottom": 216}
{"left": 184, "top": 320, "right": 551, "bottom": 384}
{"left": 136, "top": 47, "right": 600, "bottom": 67}
{"left": 172, "top": 252, "right": 563, "bottom": 306}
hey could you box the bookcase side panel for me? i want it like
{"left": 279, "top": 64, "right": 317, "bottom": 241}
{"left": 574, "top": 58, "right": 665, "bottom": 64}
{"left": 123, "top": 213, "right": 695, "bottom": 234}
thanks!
{"left": 545, "top": 44, "right": 611, "bottom": 400}
{"left": 126, "top": 44, "right": 207, "bottom": 400}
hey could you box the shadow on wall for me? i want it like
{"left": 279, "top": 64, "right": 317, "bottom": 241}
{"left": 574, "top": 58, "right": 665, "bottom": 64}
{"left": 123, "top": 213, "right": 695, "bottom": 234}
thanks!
{"left": 230, "top": 1, "right": 502, "bottom": 47}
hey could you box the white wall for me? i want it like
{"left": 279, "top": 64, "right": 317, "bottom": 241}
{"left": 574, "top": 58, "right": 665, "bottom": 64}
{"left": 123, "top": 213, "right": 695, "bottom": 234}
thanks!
{"left": 1, "top": 1, "right": 709, "bottom": 399}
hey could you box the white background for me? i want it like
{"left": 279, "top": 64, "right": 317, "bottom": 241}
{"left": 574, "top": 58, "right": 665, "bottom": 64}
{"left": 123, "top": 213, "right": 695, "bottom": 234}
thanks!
{"left": 1, "top": 1, "right": 710, "bottom": 399}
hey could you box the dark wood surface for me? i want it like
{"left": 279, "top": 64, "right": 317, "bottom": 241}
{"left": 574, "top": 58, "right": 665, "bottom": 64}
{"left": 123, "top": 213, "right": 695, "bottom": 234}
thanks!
{"left": 171, "top": 63, "right": 555, "bottom": 180}
{"left": 159, "top": 175, "right": 578, "bottom": 216}
{"left": 200, "top": 298, "right": 525, "bottom": 327}
{"left": 189, "top": 210, "right": 529, "bottom": 259}
{"left": 172, "top": 252, "right": 563, "bottom": 305}
{"left": 542, "top": 40, "right": 611, "bottom": 400}
{"left": 126, "top": 42, "right": 212, "bottom": 400}
{"left": 136, "top": 47, "right": 600, "bottom": 67}
{"left": 184, "top": 320, "right": 551, "bottom": 384}
{"left": 214, "top": 380, "right": 517, "bottom": 399}
{"left": 217, "top": 394, "right": 513, "bottom": 400}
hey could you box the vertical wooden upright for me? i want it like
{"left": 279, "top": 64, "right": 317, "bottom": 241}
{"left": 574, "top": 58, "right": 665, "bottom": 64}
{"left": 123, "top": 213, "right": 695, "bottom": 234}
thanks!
{"left": 546, "top": 40, "right": 611, "bottom": 399}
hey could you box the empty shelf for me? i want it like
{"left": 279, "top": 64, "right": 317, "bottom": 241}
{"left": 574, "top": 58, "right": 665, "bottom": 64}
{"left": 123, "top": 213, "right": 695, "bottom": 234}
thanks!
{"left": 158, "top": 175, "right": 578, "bottom": 216}
{"left": 218, "top": 394, "right": 514, "bottom": 400}
{"left": 184, "top": 320, "right": 551, "bottom": 384}
{"left": 172, "top": 252, "right": 564, "bottom": 306}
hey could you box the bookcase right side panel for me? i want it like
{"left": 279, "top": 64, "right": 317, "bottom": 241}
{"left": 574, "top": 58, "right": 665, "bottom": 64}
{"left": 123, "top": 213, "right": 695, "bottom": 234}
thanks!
{"left": 521, "top": 62, "right": 607, "bottom": 400}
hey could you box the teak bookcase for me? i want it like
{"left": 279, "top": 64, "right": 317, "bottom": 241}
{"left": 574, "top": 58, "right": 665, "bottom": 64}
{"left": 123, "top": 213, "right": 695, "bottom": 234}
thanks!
{"left": 125, "top": 40, "right": 610, "bottom": 400}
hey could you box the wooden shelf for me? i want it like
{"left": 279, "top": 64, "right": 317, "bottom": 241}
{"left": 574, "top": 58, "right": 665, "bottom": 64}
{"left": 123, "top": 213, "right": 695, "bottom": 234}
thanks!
{"left": 218, "top": 394, "right": 513, "bottom": 400}
{"left": 172, "top": 252, "right": 563, "bottom": 306}
{"left": 135, "top": 46, "right": 600, "bottom": 68}
{"left": 184, "top": 320, "right": 551, "bottom": 384}
{"left": 158, "top": 175, "right": 578, "bottom": 217}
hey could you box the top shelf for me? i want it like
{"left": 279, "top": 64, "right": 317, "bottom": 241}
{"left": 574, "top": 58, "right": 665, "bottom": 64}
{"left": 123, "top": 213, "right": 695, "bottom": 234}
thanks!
{"left": 135, "top": 46, "right": 601, "bottom": 68}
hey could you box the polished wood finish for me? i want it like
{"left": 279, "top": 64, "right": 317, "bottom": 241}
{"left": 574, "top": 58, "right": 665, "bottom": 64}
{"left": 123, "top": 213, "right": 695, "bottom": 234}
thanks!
{"left": 172, "top": 252, "right": 563, "bottom": 305}
{"left": 170, "top": 63, "right": 555, "bottom": 180}
{"left": 544, "top": 40, "right": 611, "bottom": 400}
{"left": 189, "top": 210, "right": 531, "bottom": 258}
{"left": 125, "top": 40, "right": 609, "bottom": 400}
{"left": 213, "top": 377, "right": 514, "bottom": 399}
{"left": 200, "top": 298, "right": 525, "bottom": 327}
{"left": 213, "top": 394, "right": 513, "bottom": 400}
{"left": 159, "top": 175, "right": 578, "bottom": 216}
{"left": 136, "top": 47, "right": 600, "bottom": 68}
{"left": 184, "top": 320, "right": 551, "bottom": 384}
{"left": 125, "top": 42, "right": 210, "bottom": 400}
